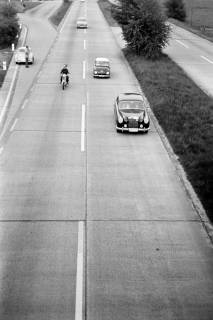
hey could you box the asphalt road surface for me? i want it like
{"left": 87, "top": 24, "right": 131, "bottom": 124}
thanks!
{"left": 0, "top": 0, "right": 213, "bottom": 319}
{"left": 165, "top": 23, "right": 213, "bottom": 97}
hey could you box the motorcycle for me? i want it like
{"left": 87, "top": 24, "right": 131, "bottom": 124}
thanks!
{"left": 61, "top": 73, "right": 68, "bottom": 90}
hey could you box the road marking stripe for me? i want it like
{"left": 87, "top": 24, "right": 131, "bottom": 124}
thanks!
{"left": 75, "top": 221, "right": 84, "bottom": 320}
{"left": 84, "top": 29, "right": 87, "bottom": 34}
{"left": 84, "top": 40, "right": 86, "bottom": 50}
{"left": 175, "top": 40, "right": 189, "bottom": 48}
{"left": 21, "top": 99, "right": 28, "bottom": 110}
{"left": 83, "top": 60, "right": 86, "bottom": 79}
{"left": 81, "top": 104, "right": 85, "bottom": 152}
{"left": 0, "top": 147, "right": 3, "bottom": 155}
{"left": 10, "top": 118, "right": 18, "bottom": 132}
{"left": 0, "top": 65, "right": 18, "bottom": 126}
{"left": 201, "top": 55, "right": 213, "bottom": 64}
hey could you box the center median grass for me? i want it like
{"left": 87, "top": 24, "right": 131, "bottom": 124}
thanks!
{"left": 49, "top": 0, "right": 72, "bottom": 27}
{"left": 99, "top": 0, "right": 213, "bottom": 222}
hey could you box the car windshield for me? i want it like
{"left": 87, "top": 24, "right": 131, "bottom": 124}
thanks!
{"left": 79, "top": 18, "right": 86, "bottom": 21}
{"left": 119, "top": 100, "right": 145, "bottom": 113}
{"left": 19, "top": 48, "right": 26, "bottom": 52}
{"left": 95, "top": 61, "right": 109, "bottom": 67}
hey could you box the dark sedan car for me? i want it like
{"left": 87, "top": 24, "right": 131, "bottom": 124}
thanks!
{"left": 114, "top": 93, "right": 150, "bottom": 133}
{"left": 93, "top": 57, "right": 110, "bottom": 78}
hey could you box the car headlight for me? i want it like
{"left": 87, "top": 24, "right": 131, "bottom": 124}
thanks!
{"left": 94, "top": 71, "right": 97, "bottom": 74}
{"left": 144, "top": 113, "right": 149, "bottom": 124}
{"left": 106, "top": 71, "right": 109, "bottom": 74}
{"left": 118, "top": 114, "right": 123, "bottom": 124}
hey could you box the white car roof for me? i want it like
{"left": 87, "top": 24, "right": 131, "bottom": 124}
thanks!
{"left": 95, "top": 57, "right": 109, "bottom": 62}
{"left": 18, "top": 46, "right": 31, "bottom": 51}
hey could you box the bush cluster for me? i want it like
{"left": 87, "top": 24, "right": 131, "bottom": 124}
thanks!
{"left": 112, "top": 0, "right": 170, "bottom": 59}
{"left": 164, "top": 0, "right": 186, "bottom": 21}
{"left": 0, "top": 3, "right": 19, "bottom": 48}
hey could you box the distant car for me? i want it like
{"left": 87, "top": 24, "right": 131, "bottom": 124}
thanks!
{"left": 93, "top": 57, "right": 110, "bottom": 78}
{"left": 76, "top": 17, "right": 87, "bottom": 28}
{"left": 114, "top": 93, "right": 150, "bottom": 133}
{"left": 15, "top": 46, "right": 34, "bottom": 64}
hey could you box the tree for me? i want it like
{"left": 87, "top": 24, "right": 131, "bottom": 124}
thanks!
{"left": 164, "top": 0, "right": 186, "bottom": 22}
{"left": 121, "top": 0, "right": 170, "bottom": 59}
{"left": 0, "top": 4, "right": 19, "bottom": 48}
{"left": 0, "top": 3, "right": 17, "bottom": 19}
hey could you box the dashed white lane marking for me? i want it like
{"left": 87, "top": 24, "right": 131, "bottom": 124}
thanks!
{"left": 83, "top": 60, "right": 86, "bottom": 79}
{"left": 21, "top": 99, "right": 28, "bottom": 110}
{"left": 84, "top": 29, "right": 87, "bottom": 34}
{"left": 175, "top": 40, "right": 189, "bottom": 48}
{"left": 84, "top": 39, "right": 86, "bottom": 50}
{"left": 201, "top": 55, "right": 213, "bottom": 64}
{"left": 0, "top": 147, "right": 3, "bottom": 155}
{"left": 10, "top": 118, "right": 18, "bottom": 132}
{"left": 81, "top": 104, "right": 85, "bottom": 152}
{"left": 75, "top": 221, "right": 84, "bottom": 320}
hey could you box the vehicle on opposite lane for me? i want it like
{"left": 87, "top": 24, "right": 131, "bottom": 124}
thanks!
{"left": 114, "top": 93, "right": 150, "bottom": 133}
{"left": 15, "top": 46, "right": 34, "bottom": 64}
{"left": 93, "top": 57, "right": 110, "bottom": 78}
{"left": 76, "top": 17, "right": 88, "bottom": 28}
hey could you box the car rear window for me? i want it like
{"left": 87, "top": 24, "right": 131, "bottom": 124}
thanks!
{"left": 95, "top": 61, "right": 109, "bottom": 67}
{"left": 119, "top": 100, "right": 145, "bottom": 112}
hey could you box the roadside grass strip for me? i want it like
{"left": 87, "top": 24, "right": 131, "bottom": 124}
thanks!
{"left": 124, "top": 50, "right": 213, "bottom": 222}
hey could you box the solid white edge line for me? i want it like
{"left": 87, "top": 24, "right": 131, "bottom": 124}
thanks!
{"left": 10, "top": 118, "right": 18, "bottom": 132}
{"left": 22, "top": 99, "right": 28, "bottom": 110}
{"left": 201, "top": 55, "right": 213, "bottom": 64}
{"left": 175, "top": 39, "right": 189, "bottom": 49}
{"left": 84, "top": 40, "right": 86, "bottom": 50}
{"left": 0, "top": 65, "right": 18, "bottom": 125}
{"left": 81, "top": 104, "right": 85, "bottom": 152}
{"left": 83, "top": 61, "right": 86, "bottom": 80}
{"left": 75, "top": 221, "right": 84, "bottom": 320}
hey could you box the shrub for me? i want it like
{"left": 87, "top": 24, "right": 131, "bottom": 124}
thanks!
{"left": 121, "top": 0, "right": 170, "bottom": 59}
{"left": 0, "top": 3, "right": 19, "bottom": 48}
{"left": 0, "top": 17, "right": 19, "bottom": 47}
{"left": 0, "top": 3, "right": 17, "bottom": 18}
{"left": 164, "top": 0, "right": 186, "bottom": 21}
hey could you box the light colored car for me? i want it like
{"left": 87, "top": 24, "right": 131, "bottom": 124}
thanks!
{"left": 76, "top": 17, "right": 87, "bottom": 29}
{"left": 93, "top": 57, "right": 110, "bottom": 78}
{"left": 15, "top": 46, "right": 34, "bottom": 64}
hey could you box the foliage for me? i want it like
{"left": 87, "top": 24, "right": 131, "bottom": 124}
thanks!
{"left": 121, "top": 0, "right": 170, "bottom": 58}
{"left": 0, "top": 3, "right": 17, "bottom": 18}
{"left": 164, "top": 0, "right": 186, "bottom": 21}
{"left": 0, "top": 4, "right": 19, "bottom": 48}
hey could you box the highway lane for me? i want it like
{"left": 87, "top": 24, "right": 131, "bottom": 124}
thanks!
{"left": 0, "top": 0, "right": 213, "bottom": 319}
{"left": 164, "top": 23, "right": 213, "bottom": 97}
{"left": 86, "top": 1, "right": 213, "bottom": 319}
{"left": 1, "top": 1, "right": 60, "bottom": 135}
{"left": 0, "top": 1, "right": 85, "bottom": 319}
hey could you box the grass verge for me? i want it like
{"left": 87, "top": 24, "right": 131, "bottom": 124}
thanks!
{"left": 99, "top": 0, "right": 213, "bottom": 222}
{"left": 49, "top": 0, "right": 72, "bottom": 27}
